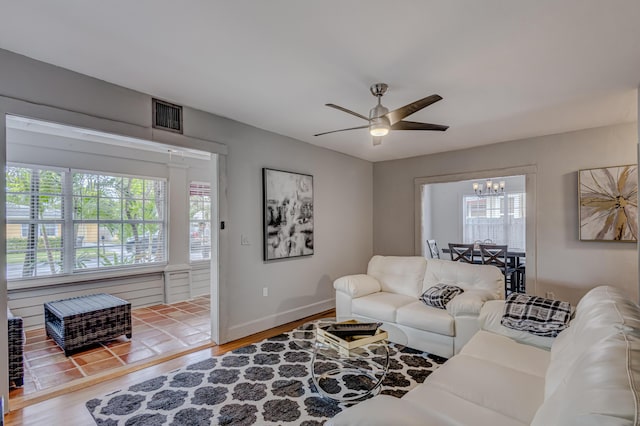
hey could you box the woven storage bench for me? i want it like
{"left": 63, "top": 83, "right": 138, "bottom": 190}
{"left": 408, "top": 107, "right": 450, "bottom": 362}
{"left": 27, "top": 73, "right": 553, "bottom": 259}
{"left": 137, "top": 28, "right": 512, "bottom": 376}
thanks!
{"left": 8, "top": 308, "right": 24, "bottom": 387}
{"left": 44, "top": 293, "right": 132, "bottom": 356}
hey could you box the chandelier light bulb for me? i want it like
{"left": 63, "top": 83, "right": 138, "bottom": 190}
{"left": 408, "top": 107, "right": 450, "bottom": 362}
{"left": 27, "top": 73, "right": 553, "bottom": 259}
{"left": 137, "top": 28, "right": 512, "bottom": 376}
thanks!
{"left": 473, "top": 179, "right": 506, "bottom": 196}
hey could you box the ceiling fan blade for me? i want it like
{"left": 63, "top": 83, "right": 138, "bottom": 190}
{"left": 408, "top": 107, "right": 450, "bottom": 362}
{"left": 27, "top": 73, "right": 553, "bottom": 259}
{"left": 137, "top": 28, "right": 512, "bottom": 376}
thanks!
{"left": 314, "top": 124, "right": 370, "bottom": 137}
{"left": 391, "top": 120, "right": 449, "bottom": 131}
{"left": 385, "top": 94, "right": 443, "bottom": 125}
{"left": 372, "top": 136, "right": 383, "bottom": 146}
{"left": 325, "top": 104, "right": 370, "bottom": 121}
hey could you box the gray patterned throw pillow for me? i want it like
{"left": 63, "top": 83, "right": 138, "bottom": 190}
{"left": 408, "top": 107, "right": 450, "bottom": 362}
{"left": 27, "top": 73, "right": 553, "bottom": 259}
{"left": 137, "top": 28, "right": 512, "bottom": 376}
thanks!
{"left": 420, "top": 284, "right": 464, "bottom": 309}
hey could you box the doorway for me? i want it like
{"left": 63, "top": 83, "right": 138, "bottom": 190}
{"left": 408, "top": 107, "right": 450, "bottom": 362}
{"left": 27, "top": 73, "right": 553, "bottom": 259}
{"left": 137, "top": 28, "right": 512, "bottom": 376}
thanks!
{"left": 4, "top": 115, "right": 219, "bottom": 401}
{"left": 414, "top": 166, "right": 537, "bottom": 294}
{"left": 422, "top": 175, "right": 526, "bottom": 256}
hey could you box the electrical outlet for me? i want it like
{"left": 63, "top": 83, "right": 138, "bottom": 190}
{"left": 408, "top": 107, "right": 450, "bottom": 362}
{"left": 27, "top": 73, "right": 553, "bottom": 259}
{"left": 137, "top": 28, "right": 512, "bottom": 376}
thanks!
{"left": 545, "top": 291, "right": 555, "bottom": 299}
{"left": 241, "top": 235, "right": 250, "bottom": 245}
{"left": 263, "top": 287, "right": 268, "bottom": 297}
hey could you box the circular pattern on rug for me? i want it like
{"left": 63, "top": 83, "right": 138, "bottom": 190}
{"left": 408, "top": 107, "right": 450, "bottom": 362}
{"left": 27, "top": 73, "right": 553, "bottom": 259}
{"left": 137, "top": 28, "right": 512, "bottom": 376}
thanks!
{"left": 86, "top": 327, "right": 445, "bottom": 425}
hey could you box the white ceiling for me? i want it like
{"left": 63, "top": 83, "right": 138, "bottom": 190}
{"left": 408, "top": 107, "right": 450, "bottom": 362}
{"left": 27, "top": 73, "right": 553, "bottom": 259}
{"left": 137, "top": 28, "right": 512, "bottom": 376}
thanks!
{"left": 1, "top": 1, "right": 639, "bottom": 162}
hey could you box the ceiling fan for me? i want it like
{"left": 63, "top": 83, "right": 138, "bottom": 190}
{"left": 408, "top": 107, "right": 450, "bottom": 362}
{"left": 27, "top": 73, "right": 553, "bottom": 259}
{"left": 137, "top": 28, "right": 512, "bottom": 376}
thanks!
{"left": 314, "top": 83, "right": 448, "bottom": 146}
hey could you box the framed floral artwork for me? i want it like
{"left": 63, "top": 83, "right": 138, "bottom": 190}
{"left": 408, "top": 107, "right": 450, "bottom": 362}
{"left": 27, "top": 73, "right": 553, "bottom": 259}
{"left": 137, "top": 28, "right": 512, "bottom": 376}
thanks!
{"left": 579, "top": 164, "right": 638, "bottom": 242}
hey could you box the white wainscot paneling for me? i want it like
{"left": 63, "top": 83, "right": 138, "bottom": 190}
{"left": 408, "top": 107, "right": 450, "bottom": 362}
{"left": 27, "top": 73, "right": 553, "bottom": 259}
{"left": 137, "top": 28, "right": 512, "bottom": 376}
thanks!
{"left": 164, "top": 265, "right": 191, "bottom": 304}
{"left": 8, "top": 273, "right": 165, "bottom": 330}
{"left": 190, "top": 262, "right": 211, "bottom": 298}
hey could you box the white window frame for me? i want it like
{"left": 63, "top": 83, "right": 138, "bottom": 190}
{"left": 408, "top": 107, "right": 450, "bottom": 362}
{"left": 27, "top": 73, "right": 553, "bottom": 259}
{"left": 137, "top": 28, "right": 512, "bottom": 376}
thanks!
{"left": 6, "top": 163, "right": 168, "bottom": 282}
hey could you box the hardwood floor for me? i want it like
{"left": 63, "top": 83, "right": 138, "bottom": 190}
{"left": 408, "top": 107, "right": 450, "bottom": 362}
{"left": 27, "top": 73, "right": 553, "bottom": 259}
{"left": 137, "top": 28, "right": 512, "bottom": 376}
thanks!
{"left": 4, "top": 310, "right": 334, "bottom": 426}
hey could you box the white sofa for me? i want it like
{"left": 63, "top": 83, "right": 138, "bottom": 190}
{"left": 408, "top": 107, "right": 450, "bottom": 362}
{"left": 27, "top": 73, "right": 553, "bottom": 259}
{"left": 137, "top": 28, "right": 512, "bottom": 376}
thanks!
{"left": 334, "top": 255, "right": 505, "bottom": 358}
{"left": 328, "top": 286, "right": 640, "bottom": 426}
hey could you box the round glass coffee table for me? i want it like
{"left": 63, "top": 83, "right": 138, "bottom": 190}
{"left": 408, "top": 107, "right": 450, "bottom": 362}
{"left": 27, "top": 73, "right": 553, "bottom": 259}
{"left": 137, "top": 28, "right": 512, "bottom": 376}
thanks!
{"left": 292, "top": 318, "right": 390, "bottom": 402}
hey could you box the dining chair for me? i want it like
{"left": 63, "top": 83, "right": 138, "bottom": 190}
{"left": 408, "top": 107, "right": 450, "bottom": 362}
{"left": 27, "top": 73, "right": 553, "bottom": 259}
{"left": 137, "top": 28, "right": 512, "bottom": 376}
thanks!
{"left": 427, "top": 239, "right": 440, "bottom": 259}
{"left": 448, "top": 243, "right": 476, "bottom": 263}
{"left": 514, "top": 259, "right": 526, "bottom": 293}
{"left": 479, "top": 244, "right": 517, "bottom": 294}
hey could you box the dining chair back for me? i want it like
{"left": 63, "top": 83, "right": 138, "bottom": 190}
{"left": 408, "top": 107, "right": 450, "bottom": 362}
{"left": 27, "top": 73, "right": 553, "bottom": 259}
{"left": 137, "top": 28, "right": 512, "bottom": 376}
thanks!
{"left": 479, "top": 244, "right": 517, "bottom": 294}
{"left": 427, "top": 240, "right": 440, "bottom": 259}
{"left": 479, "top": 244, "right": 508, "bottom": 268}
{"left": 448, "top": 243, "right": 476, "bottom": 263}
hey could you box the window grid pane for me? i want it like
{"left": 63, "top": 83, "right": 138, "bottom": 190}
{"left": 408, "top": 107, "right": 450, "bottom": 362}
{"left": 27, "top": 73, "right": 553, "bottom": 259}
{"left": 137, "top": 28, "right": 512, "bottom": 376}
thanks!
{"left": 189, "top": 182, "right": 211, "bottom": 262}
{"left": 73, "top": 172, "right": 166, "bottom": 272}
{"left": 6, "top": 165, "right": 167, "bottom": 280}
{"left": 463, "top": 192, "right": 526, "bottom": 250}
{"left": 6, "top": 166, "right": 65, "bottom": 279}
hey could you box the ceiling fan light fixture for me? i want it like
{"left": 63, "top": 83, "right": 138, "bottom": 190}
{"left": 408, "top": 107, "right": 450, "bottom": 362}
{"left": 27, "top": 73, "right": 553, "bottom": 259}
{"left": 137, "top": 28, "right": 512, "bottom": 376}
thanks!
{"left": 370, "top": 120, "right": 390, "bottom": 136}
{"left": 369, "top": 104, "right": 390, "bottom": 136}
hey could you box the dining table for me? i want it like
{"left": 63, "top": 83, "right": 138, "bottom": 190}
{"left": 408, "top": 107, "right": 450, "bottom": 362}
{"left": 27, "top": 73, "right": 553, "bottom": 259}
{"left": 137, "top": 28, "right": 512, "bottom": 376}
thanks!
{"left": 441, "top": 247, "right": 526, "bottom": 293}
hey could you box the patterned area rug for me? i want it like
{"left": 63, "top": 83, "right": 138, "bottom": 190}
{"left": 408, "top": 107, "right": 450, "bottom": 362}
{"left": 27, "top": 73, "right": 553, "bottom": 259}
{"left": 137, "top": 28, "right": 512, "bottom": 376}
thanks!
{"left": 86, "top": 325, "right": 446, "bottom": 425}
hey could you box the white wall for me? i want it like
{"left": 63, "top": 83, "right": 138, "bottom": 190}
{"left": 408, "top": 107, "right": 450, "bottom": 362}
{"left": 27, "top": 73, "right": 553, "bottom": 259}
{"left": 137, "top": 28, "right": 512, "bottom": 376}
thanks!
{"left": 374, "top": 123, "right": 638, "bottom": 304}
{"left": 0, "top": 50, "right": 373, "bottom": 343}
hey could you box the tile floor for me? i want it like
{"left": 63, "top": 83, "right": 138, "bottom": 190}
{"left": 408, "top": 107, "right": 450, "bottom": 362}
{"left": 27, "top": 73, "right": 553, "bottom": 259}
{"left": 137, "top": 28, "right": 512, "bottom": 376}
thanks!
{"left": 9, "top": 296, "right": 211, "bottom": 398}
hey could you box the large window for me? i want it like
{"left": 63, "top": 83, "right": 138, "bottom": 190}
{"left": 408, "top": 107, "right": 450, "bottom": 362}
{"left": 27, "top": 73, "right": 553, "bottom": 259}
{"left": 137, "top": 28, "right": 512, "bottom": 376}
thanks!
{"left": 462, "top": 192, "right": 525, "bottom": 250}
{"left": 6, "top": 164, "right": 167, "bottom": 280}
{"left": 189, "top": 182, "right": 211, "bottom": 262}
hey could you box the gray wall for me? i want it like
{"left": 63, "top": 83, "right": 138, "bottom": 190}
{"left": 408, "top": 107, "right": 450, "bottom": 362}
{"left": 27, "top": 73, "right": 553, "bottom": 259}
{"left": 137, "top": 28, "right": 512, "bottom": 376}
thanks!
{"left": 0, "top": 49, "right": 373, "bottom": 342}
{"left": 374, "top": 123, "right": 638, "bottom": 304}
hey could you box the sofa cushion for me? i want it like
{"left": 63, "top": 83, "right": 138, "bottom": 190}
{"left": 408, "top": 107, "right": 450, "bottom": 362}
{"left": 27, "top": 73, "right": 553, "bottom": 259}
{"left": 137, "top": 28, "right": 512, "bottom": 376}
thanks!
{"left": 480, "top": 300, "right": 555, "bottom": 350}
{"left": 326, "top": 394, "right": 440, "bottom": 426}
{"left": 351, "top": 292, "right": 415, "bottom": 322}
{"left": 402, "top": 383, "right": 528, "bottom": 426}
{"left": 422, "top": 258, "right": 504, "bottom": 300}
{"left": 532, "top": 329, "right": 640, "bottom": 426}
{"left": 415, "top": 354, "right": 545, "bottom": 424}
{"left": 461, "top": 330, "right": 550, "bottom": 377}
{"left": 396, "top": 301, "right": 455, "bottom": 336}
{"left": 501, "top": 293, "right": 571, "bottom": 337}
{"left": 367, "top": 255, "right": 427, "bottom": 298}
{"left": 546, "top": 286, "right": 640, "bottom": 397}
{"left": 420, "top": 284, "right": 464, "bottom": 309}
{"left": 551, "top": 286, "right": 640, "bottom": 361}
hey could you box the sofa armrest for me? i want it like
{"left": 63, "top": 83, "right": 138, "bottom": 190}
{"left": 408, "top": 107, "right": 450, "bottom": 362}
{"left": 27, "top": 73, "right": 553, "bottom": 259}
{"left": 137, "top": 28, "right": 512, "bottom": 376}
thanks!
{"left": 447, "top": 289, "right": 495, "bottom": 317}
{"left": 334, "top": 274, "right": 381, "bottom": 299}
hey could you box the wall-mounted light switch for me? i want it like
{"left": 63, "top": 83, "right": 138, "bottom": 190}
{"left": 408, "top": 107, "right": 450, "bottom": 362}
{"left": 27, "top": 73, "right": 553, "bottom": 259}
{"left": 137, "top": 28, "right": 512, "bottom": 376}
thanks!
{"left": 241, "top": 235, "right": 250, "bottom": 245}
{"left": 263, "top": 287, "right": 268, "bottom": 297}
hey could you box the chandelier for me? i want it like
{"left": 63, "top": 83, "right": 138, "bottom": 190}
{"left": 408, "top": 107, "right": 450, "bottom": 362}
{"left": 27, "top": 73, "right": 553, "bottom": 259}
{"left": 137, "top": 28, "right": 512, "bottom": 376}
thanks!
{"left": 473, "top": 180, "right": 505, "bottom": 196}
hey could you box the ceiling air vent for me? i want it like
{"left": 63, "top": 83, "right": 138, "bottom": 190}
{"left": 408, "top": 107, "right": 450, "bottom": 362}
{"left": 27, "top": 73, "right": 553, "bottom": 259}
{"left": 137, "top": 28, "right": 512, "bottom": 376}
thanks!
{"left": 152, "top": 98, "right": 183, "bottom": 134}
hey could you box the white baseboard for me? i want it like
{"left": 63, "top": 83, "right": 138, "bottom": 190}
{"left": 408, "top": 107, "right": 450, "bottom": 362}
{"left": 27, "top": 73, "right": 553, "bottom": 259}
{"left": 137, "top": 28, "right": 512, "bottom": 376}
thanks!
{"left": 226, "top": 298, "right": 335, "bottom": 342}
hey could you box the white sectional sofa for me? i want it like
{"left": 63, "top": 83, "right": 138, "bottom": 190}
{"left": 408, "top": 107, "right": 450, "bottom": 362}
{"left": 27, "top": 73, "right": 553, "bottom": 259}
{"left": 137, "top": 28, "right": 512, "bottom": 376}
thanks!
{"left": 328, "top": 286, "right": 640, "bottom": 426}
{"left": 334, "top": 255, "right": 505, "bottom": 358}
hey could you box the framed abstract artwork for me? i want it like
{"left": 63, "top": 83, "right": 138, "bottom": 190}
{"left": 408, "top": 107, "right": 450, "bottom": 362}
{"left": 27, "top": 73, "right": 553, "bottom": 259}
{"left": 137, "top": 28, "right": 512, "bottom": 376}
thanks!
{"left": 263, "top": 168, "right": 314, "bottom": 261}
{"left": 579, "top": 164, "right": 638, "bottom": 242}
